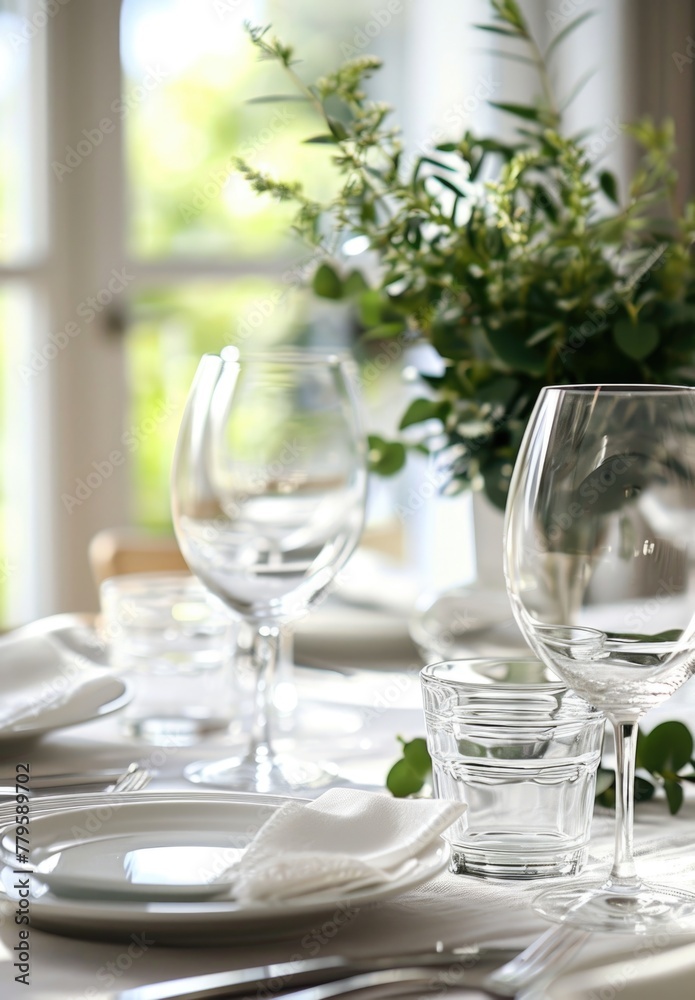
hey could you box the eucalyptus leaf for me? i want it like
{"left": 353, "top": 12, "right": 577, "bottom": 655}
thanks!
{"left": 312, "top": 262, "right": 343, "bottom": 299}
{"left": 486, "top": 327, "right": 547, "bottom": 375}
{"left": 402, "top": 737, "right": 432, "bottom": 778}
{"left": 343, "top": 269, "right": 369, "bottom": 296}
{"left": 635, "top": 776, "right": 656, "bottom": 803}
{"left": 664, "top": 779, "right": 683, "bottom": 816}
{"left": 399, "top": 398, "right": 446, "bottom": 429}
{"left": 367, "top": 435, "right": 407, "bottom": 476}
{"left": 613, "top": 319, "right": 660, "bottom": 360}
{"left": 386, "top": 758, "right": 426, "bottom": 797}
{"left": 482, "top": 458, "right": 513, "bottom": 509}
{"left": 362, "top": 322, "right": 405, "bottom": 341}
{"left": 640, "top": 721, "right": 693, "bottom": 773}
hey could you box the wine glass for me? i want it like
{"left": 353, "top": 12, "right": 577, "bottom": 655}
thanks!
{"left": 171, "top": 347, "right": 367, "bottom": 793}
{"left": 505, "top": 384, "right": 695, "bottom": 933}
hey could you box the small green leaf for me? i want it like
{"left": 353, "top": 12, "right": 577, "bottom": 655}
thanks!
{"left": 304, "top": 134, "right": 339, "bottom": 144}
{"left": 545, "top": 11, "right": 597, "bottom": 59}
{"left": 475, "top": 376, "right": 520, "bottom": 408}
{"left": 596, "top": 785, "right": 616, "bottom": 809}
{"left": 402, "top": 737, "right": 432, "bottom": 778}
{"left": 386, "top": 758, "right": 426, "bottom": 797}
{"left": 526, "top": 323, "right": 559, "bottom": 347}
{"left": 560, "top": 69, "right": 596, "bottom": 112}
{"left": 327, "top": 116, "right": 349, "bottom": 140}
{"left": 457, "top": 738, "right": 488, "bottom": 758}
{"left": 486, "top": 327, "right": 547, "bottom": 375}
{"left": 599, "top": 170, "right": 619, "bottom": 204}
{"left": 399, "top": 398, "right": 445, "bottom": 429}
{"left": 635, "top": 776, "right": 656, "bottom": 802}
{"left": 482, "top": 457, "right": 513, "bottom": 510}
{"left": 664, "top": 779, "right": 684, "bottom": 815}
{"left": 343, "top": 270, "right": 369, "bottom": 297}
{"left": 640, "top": 721, "right": 694, "bottom": 773}
{"left": 368, "top": 435, "right": 407, "bottom": 476}
{"left": 362, "top": 323, "right": 405, "bottom": 341}
{"left": 474, "top": 23, "right": 523, "bottom": 38}
{"left": 359, "top": 290, "right": 387, "bottom": 327}
{"left": 489, "top": 101, "right": 542, "bottom": 123}
{"left": 613, "top": 319, "right": 660, "bottom": 360}
{"left": 415, "top": 155, "right": 457, "bottom": 173}
{"left": 428, "top": 175, "right": 465, "bottom": 198}
{"left": 312, "top": 263, "right": 343, "bottom": 299}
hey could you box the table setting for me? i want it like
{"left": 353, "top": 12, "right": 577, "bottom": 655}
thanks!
{"left": 2, "top": 356, "right": 695, "bottom": 1000}
{"left": 8, "top": 0, "right": 695, "bottom": 994}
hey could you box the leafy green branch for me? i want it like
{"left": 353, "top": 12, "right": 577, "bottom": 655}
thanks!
{"left": 388, "top": 722, "right": 695, "bottom": 815}
{"left": 239, "top": 1, "right": 695, "bottom": 506}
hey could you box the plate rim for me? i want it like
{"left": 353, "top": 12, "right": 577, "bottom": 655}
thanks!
{"left": 0, "top": 790, "right": 448, "bottom": 932}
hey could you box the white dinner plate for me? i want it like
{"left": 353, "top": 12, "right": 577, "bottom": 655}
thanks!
{"left": 0, "top": 791, "right": 448, "bottom": 944}
{"left": 0, "top": 633, "right": 130, "bottom": 742}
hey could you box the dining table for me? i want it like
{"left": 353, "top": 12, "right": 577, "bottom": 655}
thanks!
{"left": 2, "top": 598, "right": 695, "bottom": 1000}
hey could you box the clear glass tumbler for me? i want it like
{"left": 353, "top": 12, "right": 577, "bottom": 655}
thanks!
{"left": 100, "top": 572, "right": 237, "bottom": 742}
{"left": 421, "top": 657, "right": 605, "bottom": 879}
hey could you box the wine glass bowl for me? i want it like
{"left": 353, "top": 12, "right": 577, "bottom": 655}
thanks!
{"left": 171, "top": 348, "right": 367, "bottom": 792}
{"left": 505, "top": 384, "right": 695, "bottom": 932}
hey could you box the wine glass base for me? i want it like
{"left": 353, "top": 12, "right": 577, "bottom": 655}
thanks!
{"left": 184, "top": 754, "right": 342, "bottom": 796}
{"left": 534, "top": 880, "right": 695, "bottom": 934}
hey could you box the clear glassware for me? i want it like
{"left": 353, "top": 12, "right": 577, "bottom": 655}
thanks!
{"left": 421, "top": 658, "right": 605, "bottom": 879}
{"left": 505, "top": 384, "right": 695, "bottom": 932}
{"left": 171, "top": 347, "right": 367, "bottom": 792}
{"left": 99, "top": 572, "right": 238, "bottom": 744}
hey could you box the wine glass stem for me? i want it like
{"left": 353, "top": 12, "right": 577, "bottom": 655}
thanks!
{"left": 608, "top": 720, "right": 640, "bottom": 888}
{"left": 244, "top": 624, "right": 279, "bottom": 767}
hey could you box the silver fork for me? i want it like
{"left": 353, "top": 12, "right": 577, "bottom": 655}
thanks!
{"left": 485, "top": 925, "right": 591, "bottom": 997}
{"left": 246, "top": 968, "right": 493, "bottom": 1000}
{"left": 274, "top": 934, "right": 589, "bottom": 1000}
{"left": 106, "top": 762, "right": 154, "bottom": 794}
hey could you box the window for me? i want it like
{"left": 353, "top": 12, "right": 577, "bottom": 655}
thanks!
{"left": 0, "top": 0, "right": 644, "bottom": 622}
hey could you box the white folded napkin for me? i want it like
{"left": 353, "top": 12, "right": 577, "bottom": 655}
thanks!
{"left": 0, "top": 635, "right": 73, "bottom": 728}
{"left": 229, "top": 788, "right": 465, "bottom": 904}
{"left": 0, "top": 633, "right": 123, "bottom": 731}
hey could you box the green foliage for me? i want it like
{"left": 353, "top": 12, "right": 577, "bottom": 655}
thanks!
{"left": 386, "top": 737, "right": 432, "bottom": 796}
{"left": 391, "top": 721, "right": 695, "bottom": 815}
{"left": 239, "top": 2, "right": 695, "bottom": 508}
{"left": 367, "top": 434, "right": 407, "bottom": 476}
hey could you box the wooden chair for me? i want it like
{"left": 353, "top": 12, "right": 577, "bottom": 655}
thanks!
{"left": 88, "top": 527, "right": 188, "bottom": 587}
{"left": 89, "top": 520, "right": 405, "bottom": 588}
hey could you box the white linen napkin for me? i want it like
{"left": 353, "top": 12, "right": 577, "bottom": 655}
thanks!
{"left": 0, "top": 634, "right": 74, "bottom": 727}
{"left": 0, "top": 633, "right": 123, "bottom": 730}
{"left": 229, "top": 788, "right": 465, "bottom": 903}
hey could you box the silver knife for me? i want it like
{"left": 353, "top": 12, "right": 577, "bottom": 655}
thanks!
{"left": 115, "top": 947, "right": 515, "bottom": 1000}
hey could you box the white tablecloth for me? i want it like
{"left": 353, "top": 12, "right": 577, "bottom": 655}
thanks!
{"left": 1, "top": 664, "right": 695, "bottom": 999}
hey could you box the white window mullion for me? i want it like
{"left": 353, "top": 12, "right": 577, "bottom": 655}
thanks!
{"left": 45, "top": 0, "right": 128, "bottom": 616}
